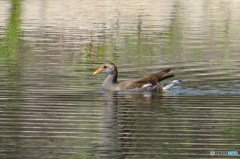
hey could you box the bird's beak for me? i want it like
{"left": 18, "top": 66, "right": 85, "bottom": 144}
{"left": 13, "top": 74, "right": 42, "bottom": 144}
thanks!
{"left": 93, "top": 66, "right": 103, "bottom": 75}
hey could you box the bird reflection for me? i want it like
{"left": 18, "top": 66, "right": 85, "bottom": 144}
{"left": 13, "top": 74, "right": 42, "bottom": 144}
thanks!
{"left": 97, "top": 91, "right": 174, "bottom": 158}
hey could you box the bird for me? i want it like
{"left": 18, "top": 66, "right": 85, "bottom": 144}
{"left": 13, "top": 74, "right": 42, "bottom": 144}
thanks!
{"left": 93, "top": 62, "right": 176, "bottom": 92}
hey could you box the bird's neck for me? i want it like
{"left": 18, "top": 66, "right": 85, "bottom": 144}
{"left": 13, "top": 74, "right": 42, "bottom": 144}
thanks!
{"left": 102, "top": 71, "right": 118, "bottom": 89}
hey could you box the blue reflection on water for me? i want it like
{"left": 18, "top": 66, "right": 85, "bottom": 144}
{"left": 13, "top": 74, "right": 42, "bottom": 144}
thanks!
{"left": 168, "top": 86, "right": 240, "bottom": 95}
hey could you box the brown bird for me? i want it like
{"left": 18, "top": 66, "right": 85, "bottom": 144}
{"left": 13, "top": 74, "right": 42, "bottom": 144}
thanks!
{"left": 93, "top": 62, "right": 175, "bottom": 91}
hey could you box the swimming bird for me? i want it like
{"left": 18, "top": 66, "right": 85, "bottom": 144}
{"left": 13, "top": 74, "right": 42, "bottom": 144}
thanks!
{"left": 93, "top": 62, "right": 176, "bottom": 91}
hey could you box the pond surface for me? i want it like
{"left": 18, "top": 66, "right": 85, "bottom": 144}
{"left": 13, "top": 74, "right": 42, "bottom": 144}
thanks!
{"left": 0, "top": 0, "right": 240, "bottom": 158}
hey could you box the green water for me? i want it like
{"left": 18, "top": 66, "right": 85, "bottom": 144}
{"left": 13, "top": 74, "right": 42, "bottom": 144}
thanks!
{"left": 0, "top": 0, "right": 240, "bottom": 158}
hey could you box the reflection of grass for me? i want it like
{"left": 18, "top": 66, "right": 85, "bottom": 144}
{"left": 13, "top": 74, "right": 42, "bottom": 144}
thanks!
{"left": 0, "top": 1, "right": 22, "bottom": 145}
{"left": 0, "top": 0, "right": 22, "bottom": 99}
{"left": 0, "top": 0, "right": 22, "bottom": 58}
{"left": 224, "top": 127, "right": 240, "bottom": 140}
{"left": 0, "top": 0, "right": 22, "bottom": 97}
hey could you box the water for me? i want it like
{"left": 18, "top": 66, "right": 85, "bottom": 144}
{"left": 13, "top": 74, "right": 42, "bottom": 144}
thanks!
{"left": 0, "top": 0, "right": 240, "bottom": 158}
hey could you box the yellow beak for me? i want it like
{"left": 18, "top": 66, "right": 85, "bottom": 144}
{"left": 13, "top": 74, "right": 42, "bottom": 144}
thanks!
{"left": 93, "top": 66, "right": 103, "bottom": 75}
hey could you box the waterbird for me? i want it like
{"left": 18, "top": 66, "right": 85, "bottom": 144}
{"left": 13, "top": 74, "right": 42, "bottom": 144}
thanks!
{"left": 93, "top": 62, "right": 178, "bottom": 92}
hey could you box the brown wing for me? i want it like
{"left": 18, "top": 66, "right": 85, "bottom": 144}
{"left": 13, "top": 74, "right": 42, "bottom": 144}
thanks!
{"left": 118, "top": 69, "right": 174, "bottom": 90}
{"left": 134, "top": 68, "right": 174, "bottom": 86}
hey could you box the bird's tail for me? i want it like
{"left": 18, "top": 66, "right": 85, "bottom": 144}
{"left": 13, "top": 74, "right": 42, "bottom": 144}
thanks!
{"left": 163, "top": 80, "right": 181, "bottom": 90}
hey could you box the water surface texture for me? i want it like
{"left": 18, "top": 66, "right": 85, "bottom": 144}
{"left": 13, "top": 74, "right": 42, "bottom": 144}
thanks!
{"left": 0, "top": 0, "right": 240, "bottom": 158}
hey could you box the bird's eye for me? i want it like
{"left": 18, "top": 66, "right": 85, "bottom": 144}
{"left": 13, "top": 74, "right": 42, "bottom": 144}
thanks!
{"left": 103, "top": 65, "right": 107, "bottom": 69}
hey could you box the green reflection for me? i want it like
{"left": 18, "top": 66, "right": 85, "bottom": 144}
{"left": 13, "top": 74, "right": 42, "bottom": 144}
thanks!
{"left": 224, "top": 127, "right": 240, "bottom": 141}
{"left": 0, "top": 0, "right": 22, "bottom": 58}
{"left": 0, "top": 0, "right": 22, "bottom": 126}
{"left": 0, "top": 0, "right": 22, "bottom": 97}
{"left": 0, "top": 1, "right": 23, "bottom": 159}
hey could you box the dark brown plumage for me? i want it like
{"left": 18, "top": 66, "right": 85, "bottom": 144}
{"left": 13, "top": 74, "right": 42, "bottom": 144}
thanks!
{"left": 93, "top": 62, "right": 174, "bottom": 91}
